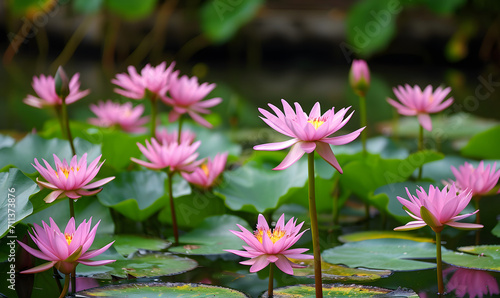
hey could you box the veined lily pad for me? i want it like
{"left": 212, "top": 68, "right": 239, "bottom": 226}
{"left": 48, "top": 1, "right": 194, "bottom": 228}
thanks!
{"left": 290, "top": 258, "right": 391, "bottom": 282}
{"left": 264, "top": 284, "right": 418, "bottom": 297}
{"left": 322, "top": 239, "right": 453, "bottom": 271}
{"left": 338, "top": 231, "right": 433, "bottom": 243}
{"left": 92, "top": 234, "right": 171, "bottom": 256}
{"left": 78, "top": 282, "right": 249, "bottom": 297}
{"left": 168, "top": 214, "right": 252, "bottom": 255}
{"left": 99, "top": 252, "right": 198, "bottom": 279}
{"left": 443, "top": 245, "right": 500, "bottom": 272}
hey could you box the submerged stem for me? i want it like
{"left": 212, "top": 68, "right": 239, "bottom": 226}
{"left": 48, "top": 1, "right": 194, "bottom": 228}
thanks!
{"left": 268, "top": 262, "right": 274, "bottom": 298}
{"left": 435, "top": 231, "right": 444, "bottom": 296}
{"left": 308, "top": 153, "right": 323, "bottom": 298}
{"left": 417, "top": 124, "right": 423, "bottom": 180}
{"left": 167, "top": 172, "right": 179, "bottom": 245}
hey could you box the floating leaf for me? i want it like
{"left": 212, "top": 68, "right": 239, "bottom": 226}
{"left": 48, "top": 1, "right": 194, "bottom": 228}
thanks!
{"left": 168, "top": 214, "right": 251, "bottom": 255}
{"left": 443, "top": 245, "right": 500, "bottom": 272}
{"left": 322, "top": 239, "right": 453, "bottom": 271}
{"left": 0, "top": 134, "right": 101, "bottom": 174}
{"left": 200, "top": 0, "right": 264, "bottom": 43}
{"left": 338, "top": 231, "right": 433, "bottom": 243}
{"left": 78, "top": 282, "right": 249, "bottom": 297}
{"left": 462, "top": 125, "right": 500, "bottom": 159}
{"left": 0, "top": 169, "right": 38, "bottom": 237}
{"left": 266, "top": 283, "right": 418, "bottom": 297}
{"left": 92, "top": 234, "right": 171, "bottom": 256}
{"left": 101, "top": 253, "right": 198, "bottom": 279}
{"left": 291, "top": 258, "right": 391, "bottom": 282}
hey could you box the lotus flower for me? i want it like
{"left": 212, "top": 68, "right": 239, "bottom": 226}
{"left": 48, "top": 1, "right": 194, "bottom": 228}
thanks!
{"left": 161, "top": 74, "right": 222, "bottom": 128}
{"left": 33, "top": 153, "right": 115, "bottom": 203}
{"left": 112, "top": 61, "right": 176, "bottom": 99}
{"left": 349, "top": 59, "right": 370, "bottom": 96}
{"left": 451, "top": 161, "right": 500, "bottom": 196}
{"left": 156, "top": 127, "right": 196, "bottom": 145}
{"left": 131, "top": 138, "right": 203, "bottom": 173}
{"left": 225, "top": 214, "right": 313, "bottom": 275}
{"left": 394, "top": 184, "right": 483, "bottom": 232}
{"left": 17, "top": 217, "right": 115, "bottom": 275}
{"left": 387, "top": 84, "right": 453, "bottom": 131}
{"left": 253, "top": 99, "right": 364, "bottom": 172}
{"left": 24, "top": 73, "right": 89, "bottom": 108}
{"left": 446, "top": 267, "right": 499, "bottom": 298}
{"left": 181, "top": 152, "right": 228, "bottom": 189}
{"left": 88, "top": 100, "right": 149, "bottom": 133}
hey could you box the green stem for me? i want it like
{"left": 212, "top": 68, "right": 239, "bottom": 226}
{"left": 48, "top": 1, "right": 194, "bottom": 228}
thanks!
{"left": 417, "top": 124, "right": 423, "bottom": 180}
{"left": 268, "top": 262, "right": 274, "bottom": 298}
{"left": 54, "top": 106, "right": 66, "bottom": 139}
{"left": 69, "top": 199, "right": 75, "bottom": 220}
{"left": 71, "top": 270, "right": 76, "bottom": 295}
{"left": 52, "top": 268, "right": 63, "bottom": 293}
{"left": 167, "top": 172, "right": 179, "bottom": 245}
{"left": 474, "top": 197, "right": 481, "bottom": 245}
{"left": 308, "top": 153, "right": 323, "bottom": 298}
{"left": 150, "top": 94, "right": 158, "bottom": 138}
{"left": 177, "top": 115, "right": 184, "bottom": 144}
{"left": 435, "top": 231, "right": 444, "bottom": 296}
{"left": 61, "top": 97, "right": 76, "bottom": 155}
{"left": 58, "top": 273, "right": 70, "bottom": 298}
{"left": 359, "top": 95, "right": 367, "bottom": 155}
{"left": 331, "top": 175, "right": 339, "bottom": 226}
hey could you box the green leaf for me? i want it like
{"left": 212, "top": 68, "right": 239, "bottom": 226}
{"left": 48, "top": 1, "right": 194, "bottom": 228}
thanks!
{"left": 417, "top": 0, "right": 466, "bottom": 14}
{"left": 492, "top": 221, "right": 500, "bottom": 238}
{"left": 100, "top": 130, "right": 144, "bottom": 171}
{"left": 291, "top": 258, "right": 392, "bottom": 282}
{"left": 92, "top": 234, "right": 170, "bottom": 256}
{"left": 0, "top": 169, "right": 38, "bottom": 238}
{"left": 271, "top": 284, "right": 418, "bottom": 297}
{"left": 346, "top": 0, "right": 401, "bottom": 56}
{"left": 73, "top": 0, "right": 103, "bottom": 14}
{"left": 322, "top": 239, "right": 453, "bottom": 271}
{"left": 105, "top": 0, "right": 158, "bottom": 20}
{"left": 168, "top": 214, "right": 251, "bottom": 255}
{"left": 462, "top": 125, "right": 500, "bottom": 159}
{"left": 200, "top": 0, "right": 263, "bottom": 43}
{"left": 0, "top": 134, "right": 101, "bottom": 174}
{"left": 98, "top": 170, "right": 190, "bottom": 222}
{"left": 0, "top": 135, "right": 15, "bottom": 149}
{"left": 78, "top": 282, "right": 249, "bottom": 297}
{"left": 101, "top": 253, "right": 198, "bottom": 279}
{"left": 214, "top": 161, "right": 307, "bottom": 213}
{"left": 443, "top": 245, "right": 500, "bottom": 272}
{"left": 8, "top": 0, "right": 54, "bottom": 17}
{"left": 338, "top": 231, "right": 433, "bottom": 243}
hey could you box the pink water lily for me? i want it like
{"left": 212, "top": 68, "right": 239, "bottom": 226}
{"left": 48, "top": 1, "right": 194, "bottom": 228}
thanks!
{"left": 33, "top": 153, "right": 115, "bottom": 203}
{"left": 161, "top": 74, "right": 222, "bottom": 128}
{"left": 24, "top": 73, "right": 89, "bottom": 108}
{"left": 349, "top": 59, "right": 370, "bottom": 96}
{"left": 254, "top": 99, "right": 364, "bottom": 172}
{"left": 112, "top": 61, "right": 177, "bottom": 99}
{"left": 394, "top": 184, "right": 483, "bottom": 232}
{"left": 156, "top": 127, "right": 196, "bottom": 145}
{"left": 451, "top": 161, "right": 500, "bottom": 196}
{"left": 387, "top": 84, "right": 453, "bottom": 131}
{"left": 131, "top": 138, "right": 203, "bottom": 173}
{"left": 225, "top": 214, "right": 313, "bottom": 275}
{"left": 18, "top": 217, "right": 115, "bottom": 275}
{"left": 89, "top": 100, "right": 149, "bottom": 133}
{"left": 181, "top": 152, "right": 228, "bottom": 189}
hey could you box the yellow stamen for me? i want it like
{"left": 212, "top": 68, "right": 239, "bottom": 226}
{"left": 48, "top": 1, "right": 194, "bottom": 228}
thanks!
{"left": 201, "top": 164, "right": 209, "bottom": 177}
{"left": 64, "top": 233, "right": 73, "bottom": 245}
{"left": 55, "top": 166, "right": 80, "bottom": 179}
{"left": 254, "top": 227, "right": 286, "bottom": 244}
{"left": 307, "top": 118, "right": 325, "bottom": 130}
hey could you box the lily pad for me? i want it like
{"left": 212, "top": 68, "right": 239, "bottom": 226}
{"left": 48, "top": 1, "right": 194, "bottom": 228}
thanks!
{"left": 0, "top": 135, "right": 15, "bottom": 149}
{"left": 291, "top": 258, "right": 391, "bottom": 282}
{"left": 443, "top": 245, "right": 500, "bottom": 272}
{"left": 462, "top": 125, "right": 500, "bottom": 159}
{"left": 0, "top": 168, "right": 39, "bottom": 237}
{"left": 493, "top": 221, "right": 500, "bottom": 238}
{"left": 338, "top": 231, "right": 433, "bottom": 243}
{"left": 101, "top": 252, "right": 198, "bottom": 279}
{"left": 78, "top": 282, "right": 249, "bottom": 297}
{"left": 322, "top": 239, "right": 452, "bottom": 271}
{"left": 168, "top": 214, "right": 252, "bottom": 255}
{"left": 92, "top": 234, "right": 171, "bottom": 256}
{"left": 265, "top": 283, "right": 418, "bottom": 297}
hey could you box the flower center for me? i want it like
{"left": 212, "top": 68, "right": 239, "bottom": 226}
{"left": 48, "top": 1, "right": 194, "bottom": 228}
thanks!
{"left": 254, "top": 227, "right": 286, "bottom": 244}
{"left": 55, "top": 166, "right": 79, "bottom": 178}
{"left": 201, "top": 164, "right": 209, "bottom": 177}
{"left": 64, "top": 233, "right": 73, "bottom": 245}
{"left": 307, "top": 117, "right": 325, "bottom": 130}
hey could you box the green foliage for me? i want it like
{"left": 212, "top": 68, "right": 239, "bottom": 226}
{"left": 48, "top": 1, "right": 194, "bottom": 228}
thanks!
{"left": 73, "top": 0, "right": 103, "bottom": 14}
{"left": 200, "top": 0, "right": 264, "bottom": 43}
{"left": 338, "top": 231, "right": 433, "bottom": 243}
{"left": 105, "top": 0, "right": 158, "bottom": 20}
{"left": 416, "top": 0, "right": 467, "bottom": 14}
{"left": 0, "top": 169, "right": 39, "bottom": 238}
{"left": 92, "top": 234, "right": 170, "bottom": 256}
{"left": 8, "top": 0, "right": 54, "bottom": 16}
{"left": 461, "top": 125, "right": 500, "bottom": 159}
{"left": 443, "top": 245, "right": 500, "bottom": 271}
{"left": 273, "top": 284, "right": 418, "bottom": 297}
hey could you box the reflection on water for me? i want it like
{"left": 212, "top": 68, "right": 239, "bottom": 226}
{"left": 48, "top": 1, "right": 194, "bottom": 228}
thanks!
{"left": 445, "top": 267, "right": 499, "bottom": 298}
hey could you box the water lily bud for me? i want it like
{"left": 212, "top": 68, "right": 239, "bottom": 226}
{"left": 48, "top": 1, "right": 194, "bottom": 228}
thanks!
{"left": 55, "top": 66, "right": 70, "bottom": 99}
{"left": 349, "top": 59, "right": 370, "bottom": 97}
